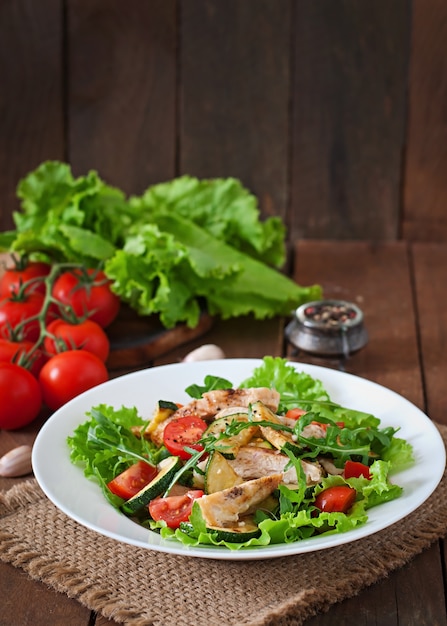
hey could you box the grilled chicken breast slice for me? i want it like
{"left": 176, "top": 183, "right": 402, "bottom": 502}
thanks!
{"left": 197, "top": 474, "right": 283, "bottom": 527}
{"left": 149, "top": 387, "right": 280, "bottom": 446}
{"left": 228, "top": 445, "right": 324, "bottom": 486}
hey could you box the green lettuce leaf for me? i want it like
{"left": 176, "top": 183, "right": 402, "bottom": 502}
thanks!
{"left": 3, "top": 161, "right": 321, "bottom": 328}
{"left": 105, "top": 216, "right": 321, "bottom": 328}
{"left": 132, "top": 175, "right": 286, "bottom": 267}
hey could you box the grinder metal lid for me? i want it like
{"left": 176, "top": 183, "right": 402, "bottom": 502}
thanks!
{"left": 285, "top": 299, "right": 368, "bottom": 356}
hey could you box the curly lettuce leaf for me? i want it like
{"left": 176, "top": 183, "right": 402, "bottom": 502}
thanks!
{"left": 8, "top": 161, "right": 136, "bottom": 264}
{"left": 240, "top": 356, "right": 330, "bottom": 412}
{"left": 105, "top": 216, "right": 321, "bottom": 328}
{"left": 132, "top": 175, "right": 286, "bottom": 267}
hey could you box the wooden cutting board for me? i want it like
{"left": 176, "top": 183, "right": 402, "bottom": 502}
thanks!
{"left": 105, "top": 304, "right": 214, "bottom": 370}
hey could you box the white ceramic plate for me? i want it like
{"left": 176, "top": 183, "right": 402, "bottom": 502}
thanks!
{"left": 32, "top": 359, "right": 446, "bottom": 561}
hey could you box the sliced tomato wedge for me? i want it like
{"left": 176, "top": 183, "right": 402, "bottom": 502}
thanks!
{"left": 285, "top": 408, "right": 307, "bottom": 420}
{"left": 107, "top": 460, "right": 158, "bottom": 500}
{"left": 163, "top": 415, "right": 208, "bottom": 460}
{"left": 344, "top": 460, "right": 371, "bottom": 480}
{"left": 149, "top": 490, "right": 204, "bottom": 529}
{"left": 314, "top": 485, "right": 357, "bottom": 514}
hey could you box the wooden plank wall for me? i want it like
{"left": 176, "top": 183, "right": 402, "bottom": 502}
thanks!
{"left": 0, "top": 0, "right": 446, "bottom": 243}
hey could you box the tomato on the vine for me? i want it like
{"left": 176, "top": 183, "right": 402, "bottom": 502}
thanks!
{"left": 44, "top": 318, "right": 110, "bottom": 362}
{"left": 0, "top": 292, "right": 45, "bottom": 342}
{"left": 0, "top": 362, "right": 42, "bottom": 429}
{"left": 39, "top": 349, "right": 109, "bottom": 410}
{"left": 51, "top": 269, "right": 120, "bottom": 328}
{"left": 0, "top": 338, "right": 47, "bottom": 377}
{"left": 0, "top": 261, "right": 50, "bottom": 297}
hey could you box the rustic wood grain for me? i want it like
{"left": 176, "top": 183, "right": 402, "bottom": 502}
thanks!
{"left": 67, "top": 0, "right": 177, "bottom": 193}
{"left": 402, "top": 0, "right": 447, "bottom": 241}
{"left": 179, "top": 0, "right": 291, "bottom": 221}
{"left": 293, "top": 240, "right": 444, "bottom": 625}
{"left": 0, "top": 0, "right": 64, "bottom": 231}
{"left": 290, "top": 1, "right": 410, "bottom": 240}
{"left": 292, "top": 240, "right": 423, "bottom": 407}
{"left": 305, "top": 543, "right": 447, "bottom": 626}
{"left": 0, "top": 561, "right": 92, "bottom": 626}
{"left": 412, "top": 243, "right": 447, "bottom": 425}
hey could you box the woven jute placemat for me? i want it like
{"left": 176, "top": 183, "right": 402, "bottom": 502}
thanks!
{"left": 1, "top": 424, "right": 447, "bottom": 626}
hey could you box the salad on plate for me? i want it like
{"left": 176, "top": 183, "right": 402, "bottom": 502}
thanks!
{"left": 67, "top": 357, "right": 414, "bottom": 550}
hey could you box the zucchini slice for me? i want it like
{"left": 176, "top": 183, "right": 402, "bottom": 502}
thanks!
{"left": 205, "top": 518, "right": 261, "bottom": 542}
{"left": 251, "top": 401, "right": 301, "bottom": 455}
{"left": 122, "top": 456, "right": 182, "bottom": 514}
{"left": 143, "top": 402, "right": 177, "bottom": 436}
{"left": 205, "top": 412, "right": 258, "bottom": 459}
{"left": 204, "top": 451, "right": 243, "bottom": 494}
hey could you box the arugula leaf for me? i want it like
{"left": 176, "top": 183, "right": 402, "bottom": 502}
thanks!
{"left": 67, "top": 404, "right": 162, "bottom": 488}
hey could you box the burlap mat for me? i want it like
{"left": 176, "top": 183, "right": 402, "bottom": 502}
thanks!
{"left": 1, "top": 425, "right": 447, "bottom": 626}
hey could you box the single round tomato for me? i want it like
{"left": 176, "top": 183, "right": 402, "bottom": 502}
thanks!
{"left": 39, "top": 350, "right": 109, "bottom": 410}
{"left": 0, "top": 261, "right": 51, "bottom": 297}
{"left": 44, "top": 318, "right": 110, "bottom": 362}
{"left": 163, "top": 416, "right": 208, "bottom": 460}
{"left": 344, "top": 460, "right": 371, "bottom": 480}
{"left": 51, "top": 269, "right": 120, "bottom": 328}
{"left": 0, "top": 362, "right": 42, "bottom": 429}
{"left": 149, "top": 490, "right": 204, "bottom": 529}
{"left": 0, "top": 292, "right": 45, "bottom": 341}
{"left": 107, "top": 460, "right": 158, "bottom": 500}
{"left": 314, "top": 485, "right": 357, "bottom": 514}
{"left": 0, "top": 338, "right": 47, "bottom": 377}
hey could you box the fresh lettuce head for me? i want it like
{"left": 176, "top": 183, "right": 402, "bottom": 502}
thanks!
{"left": 0, "top": 161, "right": 322, "bottom": 328}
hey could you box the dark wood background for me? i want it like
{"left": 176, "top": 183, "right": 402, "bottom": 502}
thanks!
{"left": 1, "top": 0, "right": 446, "bottom": 243}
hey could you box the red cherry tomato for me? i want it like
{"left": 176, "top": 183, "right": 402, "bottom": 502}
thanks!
{"left": 163, "top": 416, "right": 208, "bottom": 460}
{"left": 39, "top": 350, "right": 108, "bottom": 410}
{"left": 0, "top": 362, "right": 42, "bottom": 429}
{"left": 344, "top": 460, "right": 372, "bottom": 480}
{"left": 107, "top": 460, "right": 158, "bottom": 500}
{"left": 0, "top": 292, "right": 45, "bottom": 341}
{"left": 285, "top": 408, "right": 307, "bottom": 420}
{"left": 149, "top": 490, "right": 204, "bottom": 529}
{"left": 0, "top": 261, "right": 50, "bottom": 297}
{"left": 314, "top": 485, "right": 357, "bottom": 514}
{"left": 44, "top": 318, "right": 110, "bottom": 362}
{"left": 51, "top": 269, "right": 120, "bottom": 328}
{"left": 0, "top": 338, "right": 47, "bottom": 377}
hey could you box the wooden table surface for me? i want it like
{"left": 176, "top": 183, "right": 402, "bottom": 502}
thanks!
{"left": 1, "top": 240, "right": 446, "bottom": 626}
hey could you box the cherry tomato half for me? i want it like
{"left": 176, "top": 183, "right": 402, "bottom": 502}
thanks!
{"left": 51, "top": 269, "right": 120, "bottom": 328}
{"left": 344, "top": 460, "right": 372, "bottom": 480}
{"left": 314, "top": 485, "right": 357, "bottom": 514}
{"left": 149, "top": 490, "right": 204, "bottom": 529}
{"left": 285, "top": 408, "right": 307, "bottom": 420}
{"left": 0, "top": 338, "right": 47, "bottom": 377}
{"left": 0, "top": 261, "right": 50, "bottom": 297}
{"left": 163, "top": 416, "right": 208, "bottom": 460}
{"left": 39, "top": 350, "right": 109, "bottom": 410}
{"left": 44, "top": 318, "right": 110, "bottom": 362}
{"left": 0, "top": 362, "right": 42, "bottom": 429}
{"left": 107, "top": 460, "right": 158, "bottom": 500}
